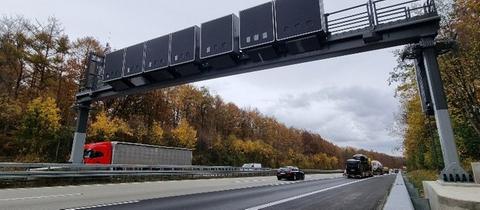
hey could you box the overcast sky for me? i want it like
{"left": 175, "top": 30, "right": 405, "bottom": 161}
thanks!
{"left": 1, "top": 0, "right": 405, "bottom": 156}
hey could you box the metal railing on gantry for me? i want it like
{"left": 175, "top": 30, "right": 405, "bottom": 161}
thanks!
{"left": 325, "top": 0, "right": 436, "bottom": 34}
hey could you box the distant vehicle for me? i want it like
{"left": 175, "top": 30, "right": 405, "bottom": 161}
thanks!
{"left": 83, "top": 141, "right": 192, "bottom": 165}
{"left": 383, "top": 167, "right": 390, "bottom": 174}
{"left": 345, "top": 154, "right": 373, "bottom": 179}
{"left": 371, "top": 160, "right": 384, "bottom": 175}
{"left": 242, "top": 163, "right": 262, "bottom": 169}
{"left": 277, "top": 166, "right": 305, "bottom": 181}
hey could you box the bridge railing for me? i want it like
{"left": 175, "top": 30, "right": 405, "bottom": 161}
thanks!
{"left": 325, "top": 0, "right": 437, "bottom": 34}
{"left": 326, "top": 2, "right": 373, "bottom": 34}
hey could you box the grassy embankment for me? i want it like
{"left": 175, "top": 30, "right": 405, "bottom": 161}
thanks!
{"left": 406, "top": 170, "right": 438, "bottom": 196}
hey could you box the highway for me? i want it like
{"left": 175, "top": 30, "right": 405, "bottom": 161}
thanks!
{"left": 0, "top": 174, "right": 396, "bottom": 210}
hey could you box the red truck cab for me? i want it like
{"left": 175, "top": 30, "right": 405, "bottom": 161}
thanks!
{"left": 83, "top": 142, "right": 113, "bottom": 164}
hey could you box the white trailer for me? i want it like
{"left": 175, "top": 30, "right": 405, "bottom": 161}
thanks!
{"left": 84, "top": 141, "right": 193, "bottom": 165}
{"left": 112, "top": 142, "right": 192, "bottom": 165}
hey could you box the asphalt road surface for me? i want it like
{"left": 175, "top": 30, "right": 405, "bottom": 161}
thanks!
{"left": 0, "top": 174, "right": 342, "bottom": 210}
{"left": 67, "top": 175, "right": 395, "bottom": 210}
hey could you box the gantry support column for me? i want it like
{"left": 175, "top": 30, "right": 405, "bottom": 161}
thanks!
{"left": 413, "top": 48, "right": 434, "bottom": 116}
{"left": 420, "top": 37, "right": 467, "bottom": 182}
{"left": 69, "top": 102, "right": 91, "bottom": 164}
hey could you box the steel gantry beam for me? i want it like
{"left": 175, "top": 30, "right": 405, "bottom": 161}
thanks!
{"left": 69, "top": 102, "right": 91, "bottom": 164}
{"left": 418, "top": 37, "right": 468, "bottom": 182}
{"left": 76, "top": 0, "right": 441, "bottom": 103}
{"left": 69, "top": 0, "right": 469, "bottom": 182}
{"left": 76, "top": 15, "right": 442, "bottom": 103}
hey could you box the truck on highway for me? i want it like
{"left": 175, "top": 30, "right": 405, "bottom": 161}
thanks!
{"left": 83, "top": 141, "right": 192, "bottom": 165}
{"left": 371, "top": 160, "right": 384, "bottom": 175}
{"left": 345, "top": 154, "right": 373, "bottom": 178}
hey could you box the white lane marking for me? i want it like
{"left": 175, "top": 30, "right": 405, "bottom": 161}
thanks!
{"left": 245, "top": 177, "right": 374, "bottom": 210}
{"left": 234, "top": 179, "right": 279, "bottom": 184}
{"left": 64, "top": 200, "right": 140, "bottom": 210}
{"left": 0, "top": 193, "right": 83, "bottom": 201}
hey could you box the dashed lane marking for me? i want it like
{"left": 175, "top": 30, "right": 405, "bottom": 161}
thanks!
{"left": 63, "top": 200, "right": 140, "bottom": 210}
{"left": 0, "top": 193, "right": 83, "bottom": 201}
{"left": 245, "top": 177, "right": 375, "bottom": 210}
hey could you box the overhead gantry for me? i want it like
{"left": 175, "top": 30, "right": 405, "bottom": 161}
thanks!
{"left": 72, "top": 0, "right": 468, "bottom": 182}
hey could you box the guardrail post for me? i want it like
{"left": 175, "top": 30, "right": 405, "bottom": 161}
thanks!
{"left": 69, "top": 102, "right": 91, "bottom": 164}
{"left": 420, "top": 37, "right": 468, "bottom": 182}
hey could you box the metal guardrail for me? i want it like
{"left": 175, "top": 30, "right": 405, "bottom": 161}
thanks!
{"left": 325, "top": 0, "right": 437, "bottom": 34}
{"left": 0, "top": 162, "right": 343, "bottom": 180}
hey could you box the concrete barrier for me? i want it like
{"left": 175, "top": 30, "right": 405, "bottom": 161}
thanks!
{"left": 384, "top": 173, "right": 414, "bottom": 210}
{"left": 423, "top": 180, "right": 480, "bottom": 210}
{"left": 473, "top": 162, "right": 480, "bottom": 184}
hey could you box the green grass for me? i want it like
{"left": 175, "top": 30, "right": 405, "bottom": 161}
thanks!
{"left": 406, "top": 170, "right": 438, "bottom": 195}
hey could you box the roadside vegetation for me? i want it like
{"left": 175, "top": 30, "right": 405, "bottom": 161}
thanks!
{"left": 0, "top": 16, "right": 404, "bottom": 168}
{"left": 390, "top": 0, "right": 480, "bottom": 183}
{"left": 406, "top": 170, "right": 438, "bottom": 195}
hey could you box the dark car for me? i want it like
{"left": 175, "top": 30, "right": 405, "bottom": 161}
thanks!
{"left": 277, "top": 166, "right": 305, "bottom": 181}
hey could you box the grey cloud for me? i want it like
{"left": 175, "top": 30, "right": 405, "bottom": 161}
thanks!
{"left": 262, "top": 86, "right": 401, "bottom": 155}
{"left": 276, "top": 86, "right": 395, "bottom": 119}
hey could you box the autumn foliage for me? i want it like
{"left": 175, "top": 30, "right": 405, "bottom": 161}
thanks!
{"left": 86, "top": 85, "right": 403, "bottom": 169}
{"left": 0, "top": 16, "right": 104, "bottom": 162}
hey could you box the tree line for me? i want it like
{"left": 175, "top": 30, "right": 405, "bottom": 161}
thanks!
{"left": 0, "top": 16, "right": 404, "bottom": 169}
{"left": 390, "top": 0, "right": 479, "bottom": 172}
{"left": 0, "top": 16, "right": 104, "bottom": 162}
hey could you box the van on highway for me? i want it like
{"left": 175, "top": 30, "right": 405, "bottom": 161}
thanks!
{"left": 241, "top": 163, "right": 262, "bottom": 170}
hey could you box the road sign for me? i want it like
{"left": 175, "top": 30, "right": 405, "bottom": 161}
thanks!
{"left": 103, "top": 49, "right": 131, "bottom": 90}
{"left": 103, "top": 49, "right": 124, "bottom": 82}
{"left": 170, "top": 26, "right": 201, "bottom": 76}
{"left": 200, "top": 14, "right": 240, "bottom": 69}
{"left": 144, "top": 35, "right": 173, "bottom": 81}
{"left": 275, "top": 0, "right": 326, "bottom": 54}
{"left": 124, "top": 43, "right": 145, "bottom": 78}
{"left": 240, "top": 1, "right": 279, "bottom": 62}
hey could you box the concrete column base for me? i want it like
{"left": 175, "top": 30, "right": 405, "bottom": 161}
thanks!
{"left": 473, "top": 162, "right": 480, "bottom": 184}
{"left": 423, "top": 180, "right": 480, "bottom": 210}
